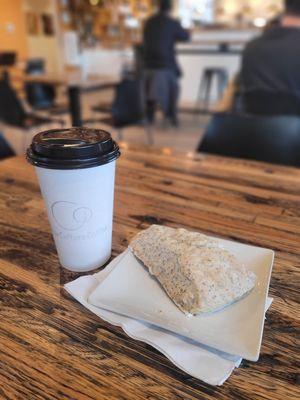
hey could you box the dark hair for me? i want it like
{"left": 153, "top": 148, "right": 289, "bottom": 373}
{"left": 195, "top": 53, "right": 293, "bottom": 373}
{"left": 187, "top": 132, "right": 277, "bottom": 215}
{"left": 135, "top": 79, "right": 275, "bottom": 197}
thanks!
{"left": 285, "top": 0, "right": 300, "bottom": 16}
{"left": 159, "top": 0, "right": 172, "bottom": 13}
{"left": 264, "top": 15, "right": 282, "bottom": 32}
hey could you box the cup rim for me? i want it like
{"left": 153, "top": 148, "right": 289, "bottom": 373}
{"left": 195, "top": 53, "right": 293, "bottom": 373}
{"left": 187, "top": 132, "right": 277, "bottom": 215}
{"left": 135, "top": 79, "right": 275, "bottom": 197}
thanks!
{"left": 26, "top": 127, "right": 120, "bottom": 170}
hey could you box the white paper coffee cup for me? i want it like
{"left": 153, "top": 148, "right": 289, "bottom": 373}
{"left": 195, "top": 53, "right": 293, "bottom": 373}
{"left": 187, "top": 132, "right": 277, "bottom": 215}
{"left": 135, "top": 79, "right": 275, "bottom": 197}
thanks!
{"left": 27, "top": 128, "right": 120, "bottom": 272}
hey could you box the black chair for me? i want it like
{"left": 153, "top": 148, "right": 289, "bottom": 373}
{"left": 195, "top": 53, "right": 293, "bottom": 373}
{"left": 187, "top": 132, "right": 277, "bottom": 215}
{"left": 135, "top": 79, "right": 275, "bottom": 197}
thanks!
{"left": 197, "top": 112, "right": 300, "bottom": 167}
{"left": 0, "top": 78, "right": 64, "bottom": 152}
{"left": 0, "top": 79, "right": 64, "bottom": 127}
{"left": 243, "top": 90, "right": 300, "bottom": 116}
{"left": 88, "top": 74, "right": 153, "bottom": 145}
{"left": 0, "top": 132, "right": 15, "bottom": 160}
{"left": 90, "top": 70, "right": 138, "bottom": 121}
{"left": 25, "top": 58, "right": 44, "bottom": 74}
{"left": 0, "top": 52, "right": 16, "bottom": 82}
{"left": 25, "top": 59, "right": 67, "bottom": 115}
{"left": 0, "top": 52, "right": 16, "bottom": 67}
{"left": 25, "top": 59, "right": 54, "bottom": 109}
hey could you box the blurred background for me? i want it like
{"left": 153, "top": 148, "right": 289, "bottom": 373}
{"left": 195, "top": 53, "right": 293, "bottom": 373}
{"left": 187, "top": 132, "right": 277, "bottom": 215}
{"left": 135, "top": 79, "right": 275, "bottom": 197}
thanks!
{"left": 2, "top": 0, "right": 298, "bottom": 168}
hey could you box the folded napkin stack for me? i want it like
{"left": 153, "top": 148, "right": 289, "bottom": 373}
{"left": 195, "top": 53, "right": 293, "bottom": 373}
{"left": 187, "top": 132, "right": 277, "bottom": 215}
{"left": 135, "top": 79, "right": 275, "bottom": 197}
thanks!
{"left": 65, "top": 250, "right": 272, "bottom": 386}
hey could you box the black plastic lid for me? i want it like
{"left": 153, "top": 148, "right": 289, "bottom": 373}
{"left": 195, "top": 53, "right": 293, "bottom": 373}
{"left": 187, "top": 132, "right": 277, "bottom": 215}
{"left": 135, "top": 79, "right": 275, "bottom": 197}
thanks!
{"left": 26, "top": 128, "right": 120, "bottom": 170}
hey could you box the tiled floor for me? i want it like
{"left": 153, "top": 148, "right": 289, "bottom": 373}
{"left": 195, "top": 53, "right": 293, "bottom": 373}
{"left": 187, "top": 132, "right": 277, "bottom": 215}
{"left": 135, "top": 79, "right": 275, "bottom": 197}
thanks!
{"left": 1, "top": 90, "right": 211, "bottom": 155}
{"left": 84, "top": 91, "right": 211, "bottom": 151}
{"left": 89, "top": 111, "right": 210, "bottom": 152}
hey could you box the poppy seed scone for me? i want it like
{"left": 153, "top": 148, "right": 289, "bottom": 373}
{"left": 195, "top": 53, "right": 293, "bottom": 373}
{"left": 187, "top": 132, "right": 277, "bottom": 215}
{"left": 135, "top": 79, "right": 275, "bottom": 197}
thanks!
{"left": 129, "top": 225, "right": 256, "bottom": 314}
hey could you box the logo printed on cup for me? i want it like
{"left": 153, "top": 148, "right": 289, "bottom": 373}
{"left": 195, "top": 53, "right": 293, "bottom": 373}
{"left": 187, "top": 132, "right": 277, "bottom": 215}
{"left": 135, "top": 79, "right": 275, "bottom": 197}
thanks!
{"left": 52, "top": 226, "right": 108, "bottom": 241}
{"left": 51, "top": 201, "right": 92, "bottom": 231}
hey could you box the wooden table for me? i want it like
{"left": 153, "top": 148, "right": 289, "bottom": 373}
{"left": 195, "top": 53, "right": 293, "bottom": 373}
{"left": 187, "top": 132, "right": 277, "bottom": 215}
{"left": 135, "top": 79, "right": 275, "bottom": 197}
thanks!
{"left": 21, "top": 72, "right": 118, "bottom": 126}
{"left": 0, "top": 144, "right": 299, "bottom": 400}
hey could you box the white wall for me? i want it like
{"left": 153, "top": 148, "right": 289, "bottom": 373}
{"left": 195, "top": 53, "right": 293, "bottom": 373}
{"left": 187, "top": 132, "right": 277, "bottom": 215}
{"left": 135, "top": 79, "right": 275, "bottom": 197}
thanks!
{"left": 81, "top": 44, "right": 242, "bottom": 104}
{"left": 178, "top": 51, "right": 241, "bottom": 105}
{"left": 22, "top": 0, "right": 63, "bottom": 75}
{"left": 81, "top": 47, "right": 133, "bottom": 78}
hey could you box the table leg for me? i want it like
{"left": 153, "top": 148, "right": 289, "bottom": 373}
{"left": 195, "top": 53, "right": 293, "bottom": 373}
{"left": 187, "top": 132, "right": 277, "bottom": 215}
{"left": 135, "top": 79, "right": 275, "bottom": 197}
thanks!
{"left": 68, "top": 86, "right": 82, "bottom": 127}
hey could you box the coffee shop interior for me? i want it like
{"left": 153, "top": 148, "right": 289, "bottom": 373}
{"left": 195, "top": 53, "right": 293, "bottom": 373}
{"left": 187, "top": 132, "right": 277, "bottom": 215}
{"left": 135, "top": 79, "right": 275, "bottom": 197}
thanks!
{"left": 1, "top": 0, "right": 300, "bottom": 165}
{"left": 1, "top": 0, "right": 300, "bottom": 399}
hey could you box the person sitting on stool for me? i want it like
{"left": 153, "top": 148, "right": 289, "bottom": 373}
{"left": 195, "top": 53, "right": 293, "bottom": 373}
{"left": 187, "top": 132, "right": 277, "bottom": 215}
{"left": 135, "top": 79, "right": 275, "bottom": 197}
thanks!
{"left": 143, "top": 0, "right": 189, "bottom": 126}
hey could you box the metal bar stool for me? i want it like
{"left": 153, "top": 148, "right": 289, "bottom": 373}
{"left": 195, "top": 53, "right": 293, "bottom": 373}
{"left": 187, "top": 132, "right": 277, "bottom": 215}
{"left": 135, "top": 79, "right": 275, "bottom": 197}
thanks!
{"left": 196, "top": 68, "right": 229, "bottom": 110}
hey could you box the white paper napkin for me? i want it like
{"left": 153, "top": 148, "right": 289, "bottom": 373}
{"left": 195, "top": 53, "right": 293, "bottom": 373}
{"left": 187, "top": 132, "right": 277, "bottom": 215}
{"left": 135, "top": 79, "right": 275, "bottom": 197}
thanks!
{"left": 65, "top": 251, "right": 272, "bottom": 386}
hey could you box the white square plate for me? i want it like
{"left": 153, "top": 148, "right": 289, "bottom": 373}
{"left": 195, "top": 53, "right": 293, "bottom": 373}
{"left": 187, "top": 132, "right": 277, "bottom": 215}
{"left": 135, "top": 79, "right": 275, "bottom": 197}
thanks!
{"left": 88, "top": 238, "right": 274, "bottom": 361}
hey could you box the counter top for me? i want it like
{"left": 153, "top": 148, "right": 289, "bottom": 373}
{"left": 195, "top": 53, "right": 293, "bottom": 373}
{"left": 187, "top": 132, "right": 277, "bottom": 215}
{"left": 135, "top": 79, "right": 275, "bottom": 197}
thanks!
{"left": 0, "top": 144, "right": 299, "bottom": 399}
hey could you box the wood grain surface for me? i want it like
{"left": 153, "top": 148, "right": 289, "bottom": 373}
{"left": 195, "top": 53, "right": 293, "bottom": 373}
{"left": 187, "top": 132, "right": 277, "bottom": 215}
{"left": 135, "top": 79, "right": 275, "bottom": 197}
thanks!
{"left": 0, "top": 143, "right": 299, "bottom": 400}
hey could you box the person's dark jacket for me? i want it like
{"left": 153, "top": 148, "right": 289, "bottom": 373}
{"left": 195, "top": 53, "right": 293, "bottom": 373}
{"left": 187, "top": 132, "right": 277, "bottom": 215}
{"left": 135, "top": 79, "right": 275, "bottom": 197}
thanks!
{"left": 240, "top": 27, "right": 300, "bottom": 115}
{"left": 143, "top": 13, "right": 189, "bottom": 76}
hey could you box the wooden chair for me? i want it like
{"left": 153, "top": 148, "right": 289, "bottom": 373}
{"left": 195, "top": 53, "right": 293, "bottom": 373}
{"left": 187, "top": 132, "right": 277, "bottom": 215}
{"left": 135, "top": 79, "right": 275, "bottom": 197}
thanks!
{"left": 197, "top": 112, "right": 300, "bottom": 167}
